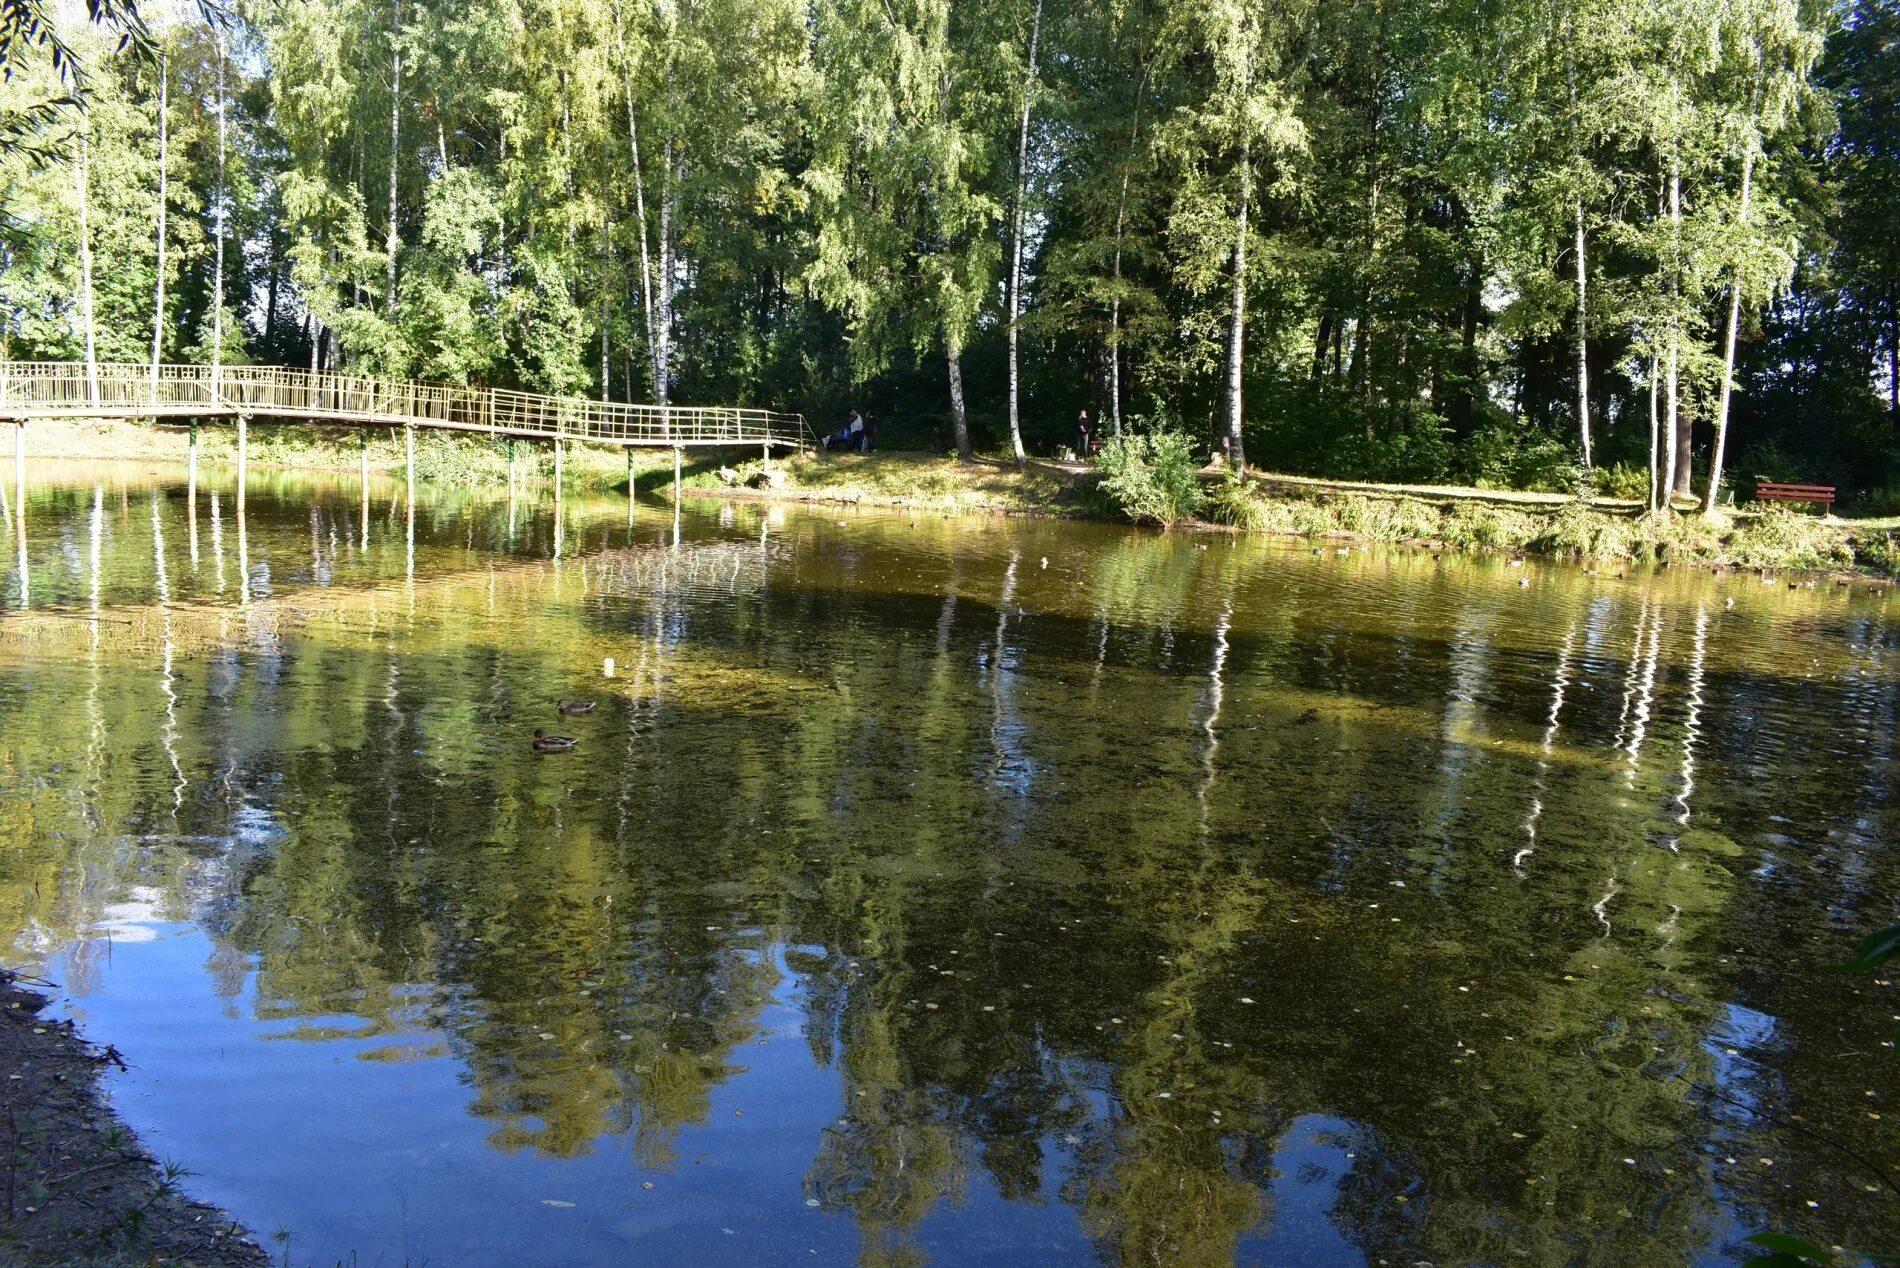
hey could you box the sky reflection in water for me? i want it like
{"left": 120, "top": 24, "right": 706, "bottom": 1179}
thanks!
{"left": 2, "top": 462, "right": 1898, "bottom": 1265}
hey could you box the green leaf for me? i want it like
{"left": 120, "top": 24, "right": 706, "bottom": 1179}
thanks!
{"left": 1828, "top": 925, "right": 1900, "bottom": 973}
{"left": 1744, "top": 1232, "right": 1834, "bottom": 1266}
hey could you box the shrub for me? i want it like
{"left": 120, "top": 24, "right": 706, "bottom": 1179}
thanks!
{"left": 1530, "top": 503, "right": 1640, "bottom": 559}
{"left": 1854, "top": 532, "right": 1900, "bottom": 577}
{"left": 1593, "top": 464, "right": 1651, "bottom": 501}
{"left": 1440, "top": 501, "right": 1537, "bottom": 551}
{"left": 1724, "top": 506, "right": 1854, "bottom": 571}
{"left": 1094, "top": 430, "right": 1206, "bottom": 525}
{"left": 1204, "top": 475, "right": 1272, "bottom": 531}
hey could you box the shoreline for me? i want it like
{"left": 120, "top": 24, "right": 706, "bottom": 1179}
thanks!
{"left": 1, "top": 967, "right": 266, "bottom": 1267}
{"left": 687, "top": 455, "right": 1900, "bottom": 581}
{"left": 14, "top": 421, "right": 1899, "bottom": 578}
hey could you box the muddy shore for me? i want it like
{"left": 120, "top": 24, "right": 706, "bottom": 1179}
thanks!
{"left": 1, "top": 967, "right": 266, "bottom": 1267}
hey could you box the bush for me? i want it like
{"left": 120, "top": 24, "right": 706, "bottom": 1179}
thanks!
{"left": 1204, "top": 475, "right": 1272, "bottom": 531}
{"left": 1592, "top": 464, "right": 1651, "bottom": 501}
{"left": 1530, "top": 503, "right": 1640, "bottom": 559}
{"left": 1094, "top": 430, "right": 1206, "bottom": 525}
{"left": 1724, "top": 506, "right": 1854, "bottom": 571}
{"left": 1854, "top": 532, "right": 1900, "bottom": 577}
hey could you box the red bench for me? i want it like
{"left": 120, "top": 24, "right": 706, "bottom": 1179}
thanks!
{"left": 1756, "top": 481, "right": 1835, "bottom": 514}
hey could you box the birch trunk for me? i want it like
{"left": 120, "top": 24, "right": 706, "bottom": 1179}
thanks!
{"left": 652, "top": 142, "right": 676, "bottom": 407}
{"left": 947, "top": 334, "right": 973, "bottom": 462}
{"left": 1222, "top": 140, "right": 1251, "bottom": 471}
{"left": 1567, "top": 13, "right": 1590, "bottom": 470}
{"left": 1005, "top": 0, "right": 1043, "bottom": 463}
{"left": 1575, "top": 199, "right": 1592, "bottom": 470}
{"left": 1704, "top": 121, "right": 1757, "bottom": 515}
{"left": 1662, "top": 145, "right": 1681, "bottom": 511}
{"left": 1108, "top": 173, "right": 1128, "bottom": 439}
{"left": 1107, "top": 63, "right": 1150, "bottom": 441}
{"left": 386, "top": 0, "right": 401, "bottom": 313}
{"left": 150, "top": 50, "right": 168, "bottom": 401}
{"left": 612, "top": 2, "right": 658, "bottom": 399}
{"left": 212, "top": 34, "right": 227, "bottom": 393}
{"left": 1649, "top": 352, "right": 1661, "bottom": 514}
{"left": 76, "top": 111, "right": 98, "bottom": 405}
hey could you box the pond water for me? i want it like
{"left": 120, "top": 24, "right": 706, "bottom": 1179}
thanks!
{"left": 2, "top": 461, "right": 1897, "bottom": 1265}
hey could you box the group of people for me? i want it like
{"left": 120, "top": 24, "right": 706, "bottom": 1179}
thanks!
{"left": 822, "top": 409, "right": 878, "bottom": 452}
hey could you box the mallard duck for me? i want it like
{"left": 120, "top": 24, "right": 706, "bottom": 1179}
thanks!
{"left": 532, "top": 729, "right": 578, "bottom": 752}
{"left": 557, "top": 700, "right": 597, "bottom": 715}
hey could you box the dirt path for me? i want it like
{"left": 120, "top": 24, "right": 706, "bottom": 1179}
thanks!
{"left": 1, "top": 968, "right": 266, "bottom": 1267}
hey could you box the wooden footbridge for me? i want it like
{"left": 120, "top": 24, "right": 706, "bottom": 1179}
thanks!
{"left": 1, "top": 361, "right": 809, "bottom": 544}
{"left": 0, "top": 361, "right": 809, "bottom": 450}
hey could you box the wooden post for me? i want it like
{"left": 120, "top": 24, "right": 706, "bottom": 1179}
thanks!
{"left": 405, "top": 423, "right": 416, "bottom": 497}
{"left": 235, "top": 413, "right": 248, "bottom": 513}
{"left": 187, "top": 420, "right": 198, "bottom": 558}
{"left": 627, "top": 448, "right": 635, "bottom": 526}
{"left": 555, "top": 436, "right": 564, "bottom": 490}
{"left": 507, "top": 437, "right": 517, "bottom": 501}
{"left": 359, "top": 433, "right": 370, "bottom": 548}
{"left": 12, "top": 421, "right": 23, "bottom": 537}
{"left": 672, "top": 445, "right": 683, "bottom": 548}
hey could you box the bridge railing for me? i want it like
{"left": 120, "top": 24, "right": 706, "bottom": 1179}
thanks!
{"left": 0, "top": 362, "right": 807, "bottom": 449}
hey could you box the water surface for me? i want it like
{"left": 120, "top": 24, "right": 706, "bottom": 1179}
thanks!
{"left": 2, "top": 463, "right": 1897, "bottom": 1265}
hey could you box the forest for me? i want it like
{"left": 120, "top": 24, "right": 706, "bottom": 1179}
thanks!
{"left": 1, "top": 0, "right": 1896, "bottom": 506}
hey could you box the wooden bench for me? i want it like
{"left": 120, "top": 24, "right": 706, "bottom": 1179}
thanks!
{"left": 1756, "top": 481, "right": 1835, "bottom": 514}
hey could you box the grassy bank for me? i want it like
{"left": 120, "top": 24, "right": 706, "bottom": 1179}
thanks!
{"left": 694, "top": 450, "right": 1900, "bottom": 577}
{"left": 0, "top": 968, "right": 265, "bottom": 1267}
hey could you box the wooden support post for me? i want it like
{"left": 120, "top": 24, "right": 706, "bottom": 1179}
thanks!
{"left": 405, "top": 423, "right": 416, "bottom": 496}
{"left": 359, "top": 433, "right": 370, "bottom": 548}
{"left": 627, "top": 448, "right": 635, "bottom": 526}
{"left": 507, "top": 438, "right": 517, "bottom": 501}
{"left": 12, "top": 421, "right": 23, "bottom": 536}
{"left": 555, "top": 437, "right": 564, "bottom": 490}
{"left": 672, "top": 445, "right": 683, "bottom": 548}
{"left": 235, "top": 413, "right": 248, "bottom": 513}
{"left": 187, "top": 421, "right": 198, "bottom": 559}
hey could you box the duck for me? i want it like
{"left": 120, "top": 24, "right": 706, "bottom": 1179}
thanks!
{"left": 532, "top": 729, "right": 579, "bottom": 752}
{"left": 557, "top": 700, "right": 597, "bottom": 715}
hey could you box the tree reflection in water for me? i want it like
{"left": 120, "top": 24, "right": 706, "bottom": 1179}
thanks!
{"left": 1, "top": 469, "right": 1898, "bottom": 1263}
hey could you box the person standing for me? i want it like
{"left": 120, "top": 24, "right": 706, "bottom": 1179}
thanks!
{"left": 862, "top": 413, "right": 878, "bottom": 453}
{"left": 1076, "top": 410, "right": 1092, "bottom": 459}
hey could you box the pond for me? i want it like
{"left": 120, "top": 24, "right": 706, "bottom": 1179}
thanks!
{"left": 2, "top": 462, "right": 1897, "bottom": 1265}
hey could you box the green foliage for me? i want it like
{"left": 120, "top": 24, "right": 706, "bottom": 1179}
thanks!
{"left": 1829, "top": 925, "right": 1900, "bottom": 974}
{"left": 1594, "top": 464, "right": 1653, "bottom": 501}
{"left": 1724, "top": 506, "right": 1855, "bottom": 571}
{"left": 1854, "top": 532, "right": 1900, "bottom": 577}
{"left": 1092, "top": 430, "right": 1205, "bottom": 525}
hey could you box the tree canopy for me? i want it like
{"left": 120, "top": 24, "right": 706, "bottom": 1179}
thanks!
{"left": 2, "top": 0, "right": 1896, "bottom": 502}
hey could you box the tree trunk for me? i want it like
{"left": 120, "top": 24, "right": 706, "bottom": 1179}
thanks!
{"left": 1567, "top": 12, "right": 1590, "bottom": 469}
{"left": 947, "top": 334, "right": 973, "bottom": 463}
{"left": 1662, "top": 147, "right": 1681, "bottom": 511}
{"left": 613, "top": 1, "right": 658, "bottom": 400}
{"left": 1648, "top": 352, "right": 1660, "bottom": 514}
{"left": 150, "top": 49, "right": 168, "bottom": 400}
{"left": 1574, "top": 197, "right": 1592, "bottom": 469}
{"left": 1704, "top": 121, "right": 1756, "bottom": 515}
{"left": 1222, "top": 140, "right": 1251, "bottom": 471}
{"left": 386, "top": 0, "right": 401, "bottom": 313}
{"left": 1005, "top": 0, "right": 1043, "bottom": 463}
{"left": 212, "top": 33, "right": 227, "bottom": 391}
{"left": 653, "top": 141, "right": 676, "bottom": 407}
{"left": 1312, "top": 314, "right": 1332, "bottom": 380}
{"left": 76, "top": 110, "right": 98, "bottom": 405}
